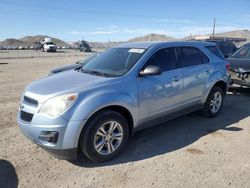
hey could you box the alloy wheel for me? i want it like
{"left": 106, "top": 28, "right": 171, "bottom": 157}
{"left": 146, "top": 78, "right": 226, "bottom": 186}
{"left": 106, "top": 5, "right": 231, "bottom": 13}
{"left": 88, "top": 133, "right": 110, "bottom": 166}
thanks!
{"left": 94, "top": 121, "right": 123, "bottom": 155}
{"left": 210, "top": 91, "right": 222, "bottom": 113}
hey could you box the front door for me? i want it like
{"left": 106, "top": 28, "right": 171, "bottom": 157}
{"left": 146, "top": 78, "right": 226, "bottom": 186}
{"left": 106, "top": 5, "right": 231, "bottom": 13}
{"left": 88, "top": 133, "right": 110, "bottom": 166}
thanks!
{"left": 137, "top": 47, "right": 183, "bottom": 125}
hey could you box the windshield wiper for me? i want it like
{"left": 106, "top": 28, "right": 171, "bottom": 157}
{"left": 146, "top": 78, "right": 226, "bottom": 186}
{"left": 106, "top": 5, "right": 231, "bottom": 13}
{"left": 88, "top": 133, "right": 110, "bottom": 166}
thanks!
{"left": 88, "top": 70, "right": 104, "bottom": 76}
{"left": 80, "top": 69, "right": 112, "bottom": 77}
{"left": 75, "top": 66, "right": 83, "bottom": 71}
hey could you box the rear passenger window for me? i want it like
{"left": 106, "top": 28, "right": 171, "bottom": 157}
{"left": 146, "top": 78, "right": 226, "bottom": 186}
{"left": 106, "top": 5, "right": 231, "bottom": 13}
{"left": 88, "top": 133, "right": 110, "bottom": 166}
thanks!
{"left": 145, "top": 47, "right": 178, "bottom": 72}
{"left": 205, "top": 46, "right": 225, "bottom": 60}
{"left": 179, "top": 47, "right": 209, "bottom": 67}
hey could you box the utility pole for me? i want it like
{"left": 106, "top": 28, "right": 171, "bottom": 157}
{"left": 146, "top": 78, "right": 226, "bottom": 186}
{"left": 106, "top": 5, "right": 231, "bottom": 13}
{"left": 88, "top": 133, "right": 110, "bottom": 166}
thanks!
{"left": 212, "top": 18, "right": 216, "bottom": 38}
{"left": 189, "top": 33, "right": 192, "bottom": 40}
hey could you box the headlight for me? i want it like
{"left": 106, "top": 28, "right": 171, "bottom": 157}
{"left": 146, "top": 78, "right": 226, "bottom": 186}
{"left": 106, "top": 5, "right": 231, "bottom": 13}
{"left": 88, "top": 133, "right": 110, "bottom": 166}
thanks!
{"left": 39, "top": 93, "right": 78, "bottom": 117}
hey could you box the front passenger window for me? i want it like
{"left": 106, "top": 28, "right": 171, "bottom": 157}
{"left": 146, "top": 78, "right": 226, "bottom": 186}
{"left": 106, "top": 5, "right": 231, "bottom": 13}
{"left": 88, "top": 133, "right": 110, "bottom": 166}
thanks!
{"left": 145, "top": 48, "right": 178, "bottom": 72}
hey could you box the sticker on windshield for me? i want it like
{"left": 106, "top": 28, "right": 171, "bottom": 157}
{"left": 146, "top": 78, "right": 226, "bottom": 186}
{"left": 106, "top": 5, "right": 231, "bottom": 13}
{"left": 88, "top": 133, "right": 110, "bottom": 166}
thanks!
{"left": 128, "top": 49, "right": 145, "bottom": 53}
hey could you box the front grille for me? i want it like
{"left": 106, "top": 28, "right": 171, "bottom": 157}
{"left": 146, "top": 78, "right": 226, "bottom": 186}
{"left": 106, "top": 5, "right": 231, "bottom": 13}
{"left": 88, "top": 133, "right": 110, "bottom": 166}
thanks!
{"left": 24, "top": 96, "right": 38, "bottom": 106}
{"left": 21, "top": 110, "right": 34, "bottom": 122}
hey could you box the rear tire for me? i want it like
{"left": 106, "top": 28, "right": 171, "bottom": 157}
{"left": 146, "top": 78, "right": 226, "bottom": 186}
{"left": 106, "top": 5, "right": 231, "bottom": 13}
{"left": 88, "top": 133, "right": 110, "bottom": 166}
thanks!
{"left": 79, "top": 110, "right": 129, "bottom": 163}
{"left": 202, "top": 86, "right": 224, "bottom": 117}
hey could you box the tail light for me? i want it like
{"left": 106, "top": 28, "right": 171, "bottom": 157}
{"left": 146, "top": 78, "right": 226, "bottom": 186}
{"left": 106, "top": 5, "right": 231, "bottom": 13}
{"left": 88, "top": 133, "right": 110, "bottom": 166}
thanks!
{"left": 226, "top": 62, "right": 230, "bottom": 74}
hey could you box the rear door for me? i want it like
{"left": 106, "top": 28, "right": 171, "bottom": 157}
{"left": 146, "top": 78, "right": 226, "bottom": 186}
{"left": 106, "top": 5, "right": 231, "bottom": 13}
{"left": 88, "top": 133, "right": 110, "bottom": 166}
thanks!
{"left": 138, "top": 47, "right": 183, "bottom": 123}
{"left": 177, "top": 46, "right": 210, "bottom": 107}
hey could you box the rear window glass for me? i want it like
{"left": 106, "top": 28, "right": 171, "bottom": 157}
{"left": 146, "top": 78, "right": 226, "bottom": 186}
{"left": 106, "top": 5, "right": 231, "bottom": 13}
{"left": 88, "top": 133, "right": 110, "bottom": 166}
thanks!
{"left": 206, "top": 46, "right": 224, "bottom": 60}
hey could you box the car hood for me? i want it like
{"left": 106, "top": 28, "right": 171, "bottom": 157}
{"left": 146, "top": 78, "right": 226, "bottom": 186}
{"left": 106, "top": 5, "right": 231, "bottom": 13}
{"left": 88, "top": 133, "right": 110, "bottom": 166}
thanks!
{"left": 25, "top": 70, "right": 114, "bottom": 103}
{"left": 49, "top": 64, "right": 81, "bottom": 75}
{"left": 227, "top": 58, "right": 250, "bottom": 72}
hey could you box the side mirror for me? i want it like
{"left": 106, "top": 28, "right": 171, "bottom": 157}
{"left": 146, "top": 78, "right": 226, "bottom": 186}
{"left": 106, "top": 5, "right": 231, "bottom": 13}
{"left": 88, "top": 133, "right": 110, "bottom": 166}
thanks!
{"left": 139, "top": 65, "right": 161, "bottom": 76}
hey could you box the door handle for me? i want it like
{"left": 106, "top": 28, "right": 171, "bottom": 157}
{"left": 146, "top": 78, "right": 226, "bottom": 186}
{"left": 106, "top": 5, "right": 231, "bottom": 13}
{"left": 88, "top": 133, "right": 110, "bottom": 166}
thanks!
{"left": 173, "top": 76, "right": 180, "bottom": 82}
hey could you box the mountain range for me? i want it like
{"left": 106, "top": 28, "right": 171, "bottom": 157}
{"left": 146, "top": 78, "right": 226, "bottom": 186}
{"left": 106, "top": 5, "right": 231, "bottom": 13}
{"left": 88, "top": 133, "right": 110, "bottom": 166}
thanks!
{"left": 0, "top": 30, "right": 249, "bottom": 48}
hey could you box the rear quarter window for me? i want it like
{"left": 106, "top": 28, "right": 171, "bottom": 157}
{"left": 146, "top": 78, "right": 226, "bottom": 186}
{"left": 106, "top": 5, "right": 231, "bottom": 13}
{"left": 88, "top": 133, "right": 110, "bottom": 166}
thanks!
{"left": 205, "top": 46, "right": 225, "bottom": 60}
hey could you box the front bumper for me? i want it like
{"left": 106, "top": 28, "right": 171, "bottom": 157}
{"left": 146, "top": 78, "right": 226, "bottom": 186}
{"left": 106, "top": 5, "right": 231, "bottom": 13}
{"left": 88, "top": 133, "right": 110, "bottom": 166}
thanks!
{"left": 45, "top": 47, "right": 56, "bottom": 52}
{"left": 17, "top": 110, "right": 86, "bottom": 160}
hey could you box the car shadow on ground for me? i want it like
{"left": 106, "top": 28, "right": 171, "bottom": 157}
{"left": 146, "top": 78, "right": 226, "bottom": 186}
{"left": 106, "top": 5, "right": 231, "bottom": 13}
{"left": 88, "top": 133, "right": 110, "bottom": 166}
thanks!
{"left": 0, "top": 160, "right": 18, "bottom": 188}
{"left": 71, "top": 88, "right": 250, "bottom": 168}
{"left": 228, "top": 86, "right": 250, "bottom": 96}
{"left": 54, "top": 51, "right": 66, "bottom": 53}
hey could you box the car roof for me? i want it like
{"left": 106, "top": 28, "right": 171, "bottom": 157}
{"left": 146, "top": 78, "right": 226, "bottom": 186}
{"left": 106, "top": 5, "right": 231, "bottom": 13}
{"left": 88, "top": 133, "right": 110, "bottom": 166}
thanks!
{"left": 206, "top": 39, "right": 232, "bottom": 42}
{"left": 116, "top": 41, "right": 216, "bottom": 49}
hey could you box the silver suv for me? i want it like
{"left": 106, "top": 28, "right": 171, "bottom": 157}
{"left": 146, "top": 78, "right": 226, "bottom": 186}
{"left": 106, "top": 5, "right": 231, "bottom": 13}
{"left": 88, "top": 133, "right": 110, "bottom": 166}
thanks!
{"left": 18, "top": 42, "right": 229, "bottom": 162}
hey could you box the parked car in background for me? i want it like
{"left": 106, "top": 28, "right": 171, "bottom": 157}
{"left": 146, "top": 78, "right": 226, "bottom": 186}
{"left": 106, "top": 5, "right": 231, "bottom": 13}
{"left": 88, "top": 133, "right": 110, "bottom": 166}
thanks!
{"left": 205, "top": 40, "right": 237, "bottom": 58}
{"left": 78, "top": 40, "right": 91, "bottom": 52}
{"left": 72, "top": 40, "right": 91, "bottom": 52}
{"left": 18, "top": 41, "right": 229, "bottom": 162}
{"left": 49, "top": 53, "right": 100, "bottom": 75}
{"left": 7, "top": 46, "right": 13, "bottom": 50}
{"left": 228, "top": 43, "right": 250, "bottom": 87}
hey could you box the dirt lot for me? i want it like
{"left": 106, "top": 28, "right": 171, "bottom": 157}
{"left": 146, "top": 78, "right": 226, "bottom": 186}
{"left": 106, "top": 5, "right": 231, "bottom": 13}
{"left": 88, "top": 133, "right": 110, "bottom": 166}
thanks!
{"left": 0, "top": 50, "right": 250, "bottom": 188}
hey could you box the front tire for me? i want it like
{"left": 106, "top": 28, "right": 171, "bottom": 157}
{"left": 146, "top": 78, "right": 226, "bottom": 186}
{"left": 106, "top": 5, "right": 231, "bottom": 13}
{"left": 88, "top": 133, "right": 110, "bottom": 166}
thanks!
{"left": 202, "top": 86, "right": 224, "bottom": 117}
{"left": 79, "top": 110, "right": 129, "bottom": 163}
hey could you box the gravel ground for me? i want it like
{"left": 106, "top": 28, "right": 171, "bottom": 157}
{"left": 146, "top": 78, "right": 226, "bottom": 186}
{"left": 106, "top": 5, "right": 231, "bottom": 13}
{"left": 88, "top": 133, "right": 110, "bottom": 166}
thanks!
{"left": 0, "top": 51, "right": 250, "bottom": 188}
{"left": 0, "top": 49, "right": 101, "bottom": 59}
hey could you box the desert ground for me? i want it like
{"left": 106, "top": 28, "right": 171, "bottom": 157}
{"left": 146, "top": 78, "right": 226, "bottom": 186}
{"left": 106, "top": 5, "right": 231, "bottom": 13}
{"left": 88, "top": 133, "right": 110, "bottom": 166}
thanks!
{"left": 0, "top": 50, "right": 250, "bottom": 188}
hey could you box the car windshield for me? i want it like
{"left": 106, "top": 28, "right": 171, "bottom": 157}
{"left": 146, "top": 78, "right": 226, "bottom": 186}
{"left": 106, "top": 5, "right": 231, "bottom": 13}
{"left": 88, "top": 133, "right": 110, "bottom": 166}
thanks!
{"left": 78, "top": 53, "right": 100, "bottom": 66}
{"left": 81, "top": 47, "right": 146, "bottom": 77}
{"left": 232, "top": 45, "right": 250, "bottom": 59}
{"left": 46, "top": 42, "right": 54, "bottom": 45}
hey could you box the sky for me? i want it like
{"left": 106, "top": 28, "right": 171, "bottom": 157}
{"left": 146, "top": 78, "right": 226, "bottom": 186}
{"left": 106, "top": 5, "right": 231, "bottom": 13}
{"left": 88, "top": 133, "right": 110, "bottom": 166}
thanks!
{"left": 0, "top": 0, "right": 250, "bottom": 42}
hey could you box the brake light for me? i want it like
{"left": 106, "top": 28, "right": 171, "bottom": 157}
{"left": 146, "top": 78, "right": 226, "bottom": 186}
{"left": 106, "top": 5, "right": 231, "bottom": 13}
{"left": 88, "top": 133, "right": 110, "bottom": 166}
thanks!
{"left": 226, "top": 63, "right": 230, "bottom": 73}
